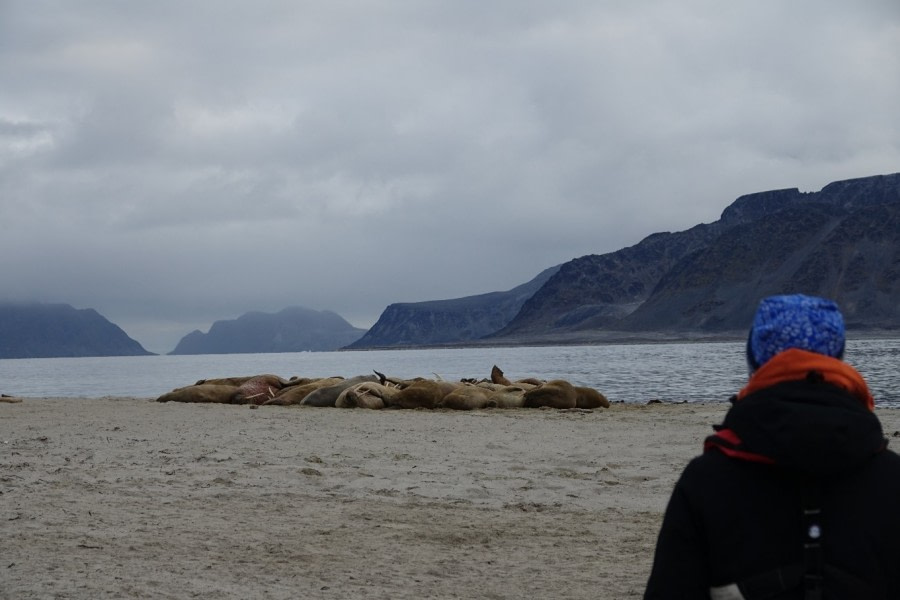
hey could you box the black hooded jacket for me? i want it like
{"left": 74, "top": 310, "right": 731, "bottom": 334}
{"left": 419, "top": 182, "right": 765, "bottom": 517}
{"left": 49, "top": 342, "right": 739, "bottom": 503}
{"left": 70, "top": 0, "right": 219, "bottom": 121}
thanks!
{"left": 644, "top": 375, "right": 900, "bottom": 599}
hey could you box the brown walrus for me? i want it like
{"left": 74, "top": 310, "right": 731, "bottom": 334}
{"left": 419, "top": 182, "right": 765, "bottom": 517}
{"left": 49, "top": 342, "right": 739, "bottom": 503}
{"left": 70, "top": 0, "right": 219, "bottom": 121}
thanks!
{"left": 280, "top": 376, "right": 323, "bottom": 388}
{"left": 438, "top": 384, "right": 498, "bottom": 410}
{"left": 477, "top": 380, "right": 538, "bottom": 393}
{"left": 490, "top": 365, "right": 512, "bottom": 386}
{"left": 264, "top": 377, "right": 344, "bottom": 406}
{"left": 232, "top": 374, "right": 287, "bottom": 405}
{"left": 335, "top": 381, "right": 399, "bottom": 409}
{"left": 156, "top": 384, "right": 240, "bottom": 404}
{"left": 387, "top": 380, "right": 459, "bottom": 409}
{"left": 522, "top": 379, "right": 578, "bottom": 409}
{"left": 574, "top": 386, "right": 610, "bottom": 409}
{"left": 474, "top": 381, "right": 508, "bottom": 392}
{"left": 193, "top": 376, "right": 259, "bottom": 387}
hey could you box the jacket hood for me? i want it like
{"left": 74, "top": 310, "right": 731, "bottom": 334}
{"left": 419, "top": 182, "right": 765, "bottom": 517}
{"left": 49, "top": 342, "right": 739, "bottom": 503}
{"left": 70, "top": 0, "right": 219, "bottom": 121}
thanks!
{"left": 719, "top": 382, "right": 886, "bottom": 475}
{"left": 706, "top": 350, "right": 885, "bottom": 476}
{"left": 738, "top": 348, "right": 874, "bottom": 410}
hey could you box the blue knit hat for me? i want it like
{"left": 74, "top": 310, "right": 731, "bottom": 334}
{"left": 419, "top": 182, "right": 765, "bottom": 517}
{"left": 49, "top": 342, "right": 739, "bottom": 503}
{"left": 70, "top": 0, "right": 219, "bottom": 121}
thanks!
{"left": 746, "top": 294, "right": 846, "bottom": 371}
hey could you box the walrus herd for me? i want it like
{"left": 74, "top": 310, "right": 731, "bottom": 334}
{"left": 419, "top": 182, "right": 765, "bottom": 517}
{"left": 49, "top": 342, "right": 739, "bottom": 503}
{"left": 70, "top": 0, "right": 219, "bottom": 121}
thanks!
{"left": 156, "top": 365, "right": 610, "bottom": 410}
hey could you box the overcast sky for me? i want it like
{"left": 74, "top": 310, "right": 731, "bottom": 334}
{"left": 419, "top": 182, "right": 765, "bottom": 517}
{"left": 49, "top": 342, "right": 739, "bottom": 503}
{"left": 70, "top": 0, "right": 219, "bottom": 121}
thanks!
{"left": 1, "top": 1, "right": 898, "bottom": 354}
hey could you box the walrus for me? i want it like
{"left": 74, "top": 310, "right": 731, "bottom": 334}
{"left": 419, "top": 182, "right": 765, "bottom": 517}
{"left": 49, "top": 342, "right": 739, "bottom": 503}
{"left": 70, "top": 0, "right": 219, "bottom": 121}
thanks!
{"left": 156, "top": 384, "right": 240, "bottom": 404}
{"left": 387, "top": 380, "right": 459, "bottom": 409}
{"left": 280, "top": 376, "right": 322, "bottom": 388}
{"left": 373, "top": 370, "right": 409, "bottom": 387}
{"left": 438, "top": 384, "right": 498, "bottom": 410}
{"left": 300, "top": 375, "right": 379, "bottom": 407}
{"left": 474, "top": 381, "right": 508, "bottom": 392}
{"left": 264, "top": 377, "right": 344, "bottom": 406}
{"left": 232, "top": 374, "right": 287, "bottom": 405}
{"left": 522, "top": 379, "right": 578, "bottom": 409}
{"left": 335, "top": 381, "right": 399, "bottom": 409}
{"left": 491, "top": 386, "right": 527, "bottom": 408}
{"left": 574, "top": 386, "right": 610, "bottom": 409}
{"left": 477, "top": 380, "right": 538, "bottom": 393}
{"left": 490, "top": 365, "right": 512, "bottom": 386}
{"left": 193, "top": 376, "right": 260, "bottom": 387}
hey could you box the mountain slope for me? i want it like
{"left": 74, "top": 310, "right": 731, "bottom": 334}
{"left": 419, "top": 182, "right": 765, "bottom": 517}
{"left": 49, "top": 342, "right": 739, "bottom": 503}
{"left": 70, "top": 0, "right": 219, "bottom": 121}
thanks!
{"left": 345, "top": 265, "right": 560, "bottom": 348}
{"left": 490, "top": 172, "right": 900, "bottom": 340}
{"left": 0, "top": 302, "right": 153, "bottom": 358}
{"left": 488, "top": 224, "right": 723, "bottom": 337}
{"left": 622, "top": 201, "right": 900, "bottom": 332}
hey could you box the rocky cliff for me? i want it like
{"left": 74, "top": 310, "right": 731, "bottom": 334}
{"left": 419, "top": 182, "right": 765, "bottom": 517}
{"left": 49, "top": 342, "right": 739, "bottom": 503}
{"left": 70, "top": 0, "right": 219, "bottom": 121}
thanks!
{"left": 492, "top": 172, "right": 900, "bottom": 340}
{"left": 169, "top": 306, "right": 367, "bottom": 354}
{"left": 335, "top": 172, "right": 900, "bottom": 349}
{"left": 0, "top": 302, "right": 153, "bottom": 358}
{"left": 345, "top": 266, "right": 560, "bottom": 348}
{"left": 622, "top": 200, "right": 900, "bottom": 332}
{"left": 488, "top": 224, "right": 723, "bottom": 337}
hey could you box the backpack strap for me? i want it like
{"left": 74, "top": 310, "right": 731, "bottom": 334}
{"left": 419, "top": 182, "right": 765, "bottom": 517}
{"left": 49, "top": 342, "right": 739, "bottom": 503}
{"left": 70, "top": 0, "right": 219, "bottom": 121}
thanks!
{"left": 725, "top": 478, "right": 824, "bottom": 600}
{"left": 800, "top": 479, "right": 824, "bottom": 600}
{"left": 734, "top": 565, "right": 803, "bottom": 598}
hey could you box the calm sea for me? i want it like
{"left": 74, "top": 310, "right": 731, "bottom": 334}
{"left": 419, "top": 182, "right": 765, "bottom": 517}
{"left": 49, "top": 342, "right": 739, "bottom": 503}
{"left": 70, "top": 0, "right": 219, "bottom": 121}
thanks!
{"left": 1, "top": 339, "right": 898, "bottom": 406}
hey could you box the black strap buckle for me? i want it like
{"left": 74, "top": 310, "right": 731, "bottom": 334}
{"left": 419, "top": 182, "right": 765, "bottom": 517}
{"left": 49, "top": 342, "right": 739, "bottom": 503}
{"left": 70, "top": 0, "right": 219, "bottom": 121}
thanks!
{"left": 800, "top": 481, "right": 824, "bottom": 600}
{"left": 803, "top": 573, "right": 824, "bottom": 600}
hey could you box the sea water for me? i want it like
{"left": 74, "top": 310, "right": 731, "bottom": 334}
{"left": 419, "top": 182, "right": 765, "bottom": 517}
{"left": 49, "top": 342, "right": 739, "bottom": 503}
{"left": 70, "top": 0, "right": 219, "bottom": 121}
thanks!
{"left": 1, "top": 339, "right": 898, "bottom": 405}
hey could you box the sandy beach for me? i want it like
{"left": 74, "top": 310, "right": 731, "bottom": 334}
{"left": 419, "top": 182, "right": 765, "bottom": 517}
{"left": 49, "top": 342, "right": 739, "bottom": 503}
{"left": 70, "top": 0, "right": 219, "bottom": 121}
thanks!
{"left": 3, "top": 398, "right": 899, "bottom": 599}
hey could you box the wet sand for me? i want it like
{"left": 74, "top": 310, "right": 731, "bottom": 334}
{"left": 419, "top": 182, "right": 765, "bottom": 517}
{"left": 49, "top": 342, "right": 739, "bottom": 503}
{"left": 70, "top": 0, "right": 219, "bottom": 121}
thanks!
{"left": 3, "top": 398, "right": 899, "bottom": 599}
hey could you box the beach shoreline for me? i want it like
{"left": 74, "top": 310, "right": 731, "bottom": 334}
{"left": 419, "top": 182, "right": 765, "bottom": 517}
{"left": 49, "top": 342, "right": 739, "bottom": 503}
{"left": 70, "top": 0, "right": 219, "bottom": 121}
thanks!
{"left": 3, "top": 398, "right": 899, "bottom": 598}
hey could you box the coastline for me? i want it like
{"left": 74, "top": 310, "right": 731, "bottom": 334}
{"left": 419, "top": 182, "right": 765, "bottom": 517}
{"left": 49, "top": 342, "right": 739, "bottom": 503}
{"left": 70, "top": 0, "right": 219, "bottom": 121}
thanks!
{"left": 340, "top": 328, "right": 900, "bottom": 351}
{"left": 4, "top": 398, "right": 900, "bottom": 599}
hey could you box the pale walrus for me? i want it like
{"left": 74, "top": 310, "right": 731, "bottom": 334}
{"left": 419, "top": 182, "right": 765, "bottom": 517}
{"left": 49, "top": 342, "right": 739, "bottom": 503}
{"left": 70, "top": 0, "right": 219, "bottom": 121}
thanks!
{"left": 522, "top": 379, "right": 578, "bottom": 409}
{"left": 490, "top": 386, "right": 527, "bottom": 408}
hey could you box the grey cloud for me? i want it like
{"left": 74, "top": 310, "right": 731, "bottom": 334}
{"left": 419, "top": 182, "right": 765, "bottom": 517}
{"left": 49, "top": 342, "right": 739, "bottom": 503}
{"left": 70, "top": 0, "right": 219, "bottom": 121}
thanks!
{"left": 1, "top": 0, "right": 898, "bottom": 353}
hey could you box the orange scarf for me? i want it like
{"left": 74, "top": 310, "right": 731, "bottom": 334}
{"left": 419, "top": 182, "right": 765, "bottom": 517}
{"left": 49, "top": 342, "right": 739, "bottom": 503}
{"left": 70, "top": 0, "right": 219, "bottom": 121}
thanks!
{"left": 737, "top": 348, "right": 874, "bottom": 411}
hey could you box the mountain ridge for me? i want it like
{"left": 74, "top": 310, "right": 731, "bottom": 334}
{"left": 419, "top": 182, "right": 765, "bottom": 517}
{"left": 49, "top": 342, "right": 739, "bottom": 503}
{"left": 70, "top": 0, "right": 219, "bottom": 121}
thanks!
{"left": 5, "top": 173, "right": 898, "bottom": 355}
{"left": 351, "top": 172, "right": 900, "bottom": 348}
{"left": 494, "top": 172, "right": 900, "bottom": 341}
{"left": 344, "top": 266, "right": 560, "bottom": 349}
{"left": 169, "top": 306, "right": 367, "bottom": 354}
{"left": 0, "top": 302, "right": 153, "bottom": 358}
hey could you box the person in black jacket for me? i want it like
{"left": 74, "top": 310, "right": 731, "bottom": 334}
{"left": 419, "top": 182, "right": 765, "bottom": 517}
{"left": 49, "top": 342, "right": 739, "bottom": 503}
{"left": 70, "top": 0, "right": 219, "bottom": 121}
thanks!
{"left": 644, "top": 294, "right": 900, "bottom": 599}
